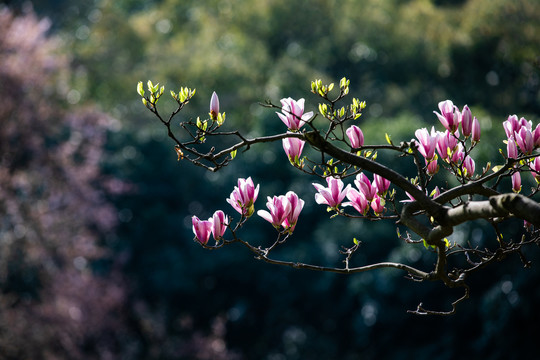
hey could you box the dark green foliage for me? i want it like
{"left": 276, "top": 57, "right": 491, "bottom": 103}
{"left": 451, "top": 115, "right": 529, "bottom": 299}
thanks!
{"left": 3, "top": 0, "right": 540, "bottom": 358}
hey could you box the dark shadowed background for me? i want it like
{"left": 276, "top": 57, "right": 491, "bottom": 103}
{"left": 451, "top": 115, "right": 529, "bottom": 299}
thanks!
{"left": 1, "top": 0, "right": 539, "bottom": 358}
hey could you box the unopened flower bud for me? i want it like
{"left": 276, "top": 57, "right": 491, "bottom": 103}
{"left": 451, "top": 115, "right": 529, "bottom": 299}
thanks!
{"left": 209, "top": 91, "right": 219, "bottom": 120}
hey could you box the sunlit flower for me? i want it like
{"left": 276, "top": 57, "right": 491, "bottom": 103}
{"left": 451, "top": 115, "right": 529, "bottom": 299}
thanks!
{"left": 257, "top": 195, "right": 292, "bottom": 229}
{"left": 434, "top": 100, "right": 460, "bottom": 133}
{"left": 471, "top": 117, "right": 481, "bottom": 142}
{"left": 426, "top": 159, "right": 439, "bottom": 176}
{"left": 283, "top": 191, "right": 304, "bottom": 232}
{"left": 313, "top": 177, "right": 351, "bottom": 209}
{"left": 415, "top": 127, "right": 438, "bottom": 160}
{"left": 511, "top": 171, "right": 521, "bottom": 193}
{"left": 533, "top": 124, "right": 540, "bottom": 148}
{"left": 276, "top": 97, "right": 313, "bottom": 131}
{"left": 192, "top": 216, "right": 212, "bottom": 245}
{"left": 531, "top": 157, "right": 540, "bottom": 183}
{"left": 354, "top": 173, "right": 377, "bottom": 201}
{"left": 519, "top": 117, "right": 532, "bottom": 130}
{"left": 507, "top": 136, "right": 518, "bottom": 159}
{"left": 210, "top": 210, "right": 228, "bottom": 240}
{"left": 343, "top": 188, "right": 369, "bottom": 215}
{"left": 451, "top": 143, "right": 465, "bottom": 165}
{"left": 503, "top": 115, "right": 519, "bottom": 138}
{"left": 515, "top": 127, "right": 534, "bottom": 154}
{"left": 282, "top": 135, "right": 305, "bottom": 165}
{"left": 226, "top": 177, "right": 260, "bottom": 217}
{"left": 436, "top": 130, "right": 458, "bottom": 160}
{"left": 370, "top": 195, "right": 385, "bottom": 215}
{"left": 461, "top": 105, "right": 472, "bottom": 137}
{"left": 462, "top": 155, "right": 475, "bottom": 178}
{"left": 346, "top": 125, "right": 364, "bottom": 149}
{"left": 373, "top": 174, "right": 391, "bottom": 196}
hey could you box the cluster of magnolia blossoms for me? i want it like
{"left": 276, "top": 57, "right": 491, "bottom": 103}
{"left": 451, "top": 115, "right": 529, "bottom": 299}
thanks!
{"left": 414, "top": 100, "right": 481, "bottom": 178}
{"left": 503, "top": 115, "right": 540, "bottom": 192}
{"left": 276, "top": 97, "right": 390, "bottom": 216}
{"left": 192, "top": 177, "right": 305, "bottom": 243}
{"left": 313, "top": 173, "right": 391, "bottom": 216}
{"left": 192, "top": 210, "right": 229, "bottom": 245}
{"left": 412, "top": 99, "right": 540, "bottom": 193}
{"left": 192, "top": 95, "right": 374, "bottom": 243}
{"left": 192, "top": 93, "right": 540, "bottom": 244}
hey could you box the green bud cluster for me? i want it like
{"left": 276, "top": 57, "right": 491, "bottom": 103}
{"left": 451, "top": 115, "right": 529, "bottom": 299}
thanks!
{"left": 171, "top": 86, "right": 196, "bottom": 103}
{"left": 137, "top": 80, "right": 165, "bottom": 108}
{"left": 137, "top": 80, "right": 197, "bottom": 109}
{"left": 311, "top": 79, "right": 334, "bottom": 98}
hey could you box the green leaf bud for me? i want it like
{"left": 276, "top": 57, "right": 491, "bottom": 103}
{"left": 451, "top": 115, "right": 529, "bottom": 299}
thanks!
{"left": 137, "top": 81, "right": 145, "bottom": 96}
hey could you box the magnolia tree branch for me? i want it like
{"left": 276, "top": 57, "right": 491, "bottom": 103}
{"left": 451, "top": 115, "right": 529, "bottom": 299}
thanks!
{"left": 137, "top": 78, "right": 540, "bottom": 315}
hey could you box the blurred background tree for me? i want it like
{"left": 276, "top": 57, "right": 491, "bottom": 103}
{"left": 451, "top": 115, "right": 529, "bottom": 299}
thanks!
{"left": 1, "top": 0, "right": 539, "bottom": 358}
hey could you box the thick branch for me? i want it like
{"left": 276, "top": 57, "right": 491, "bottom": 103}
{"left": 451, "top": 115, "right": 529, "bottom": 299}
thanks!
{"left": 445, "top": 193, "right": 540, "bottom": 227}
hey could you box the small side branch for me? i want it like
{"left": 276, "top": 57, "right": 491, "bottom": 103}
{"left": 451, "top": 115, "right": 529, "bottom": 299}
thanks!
{"left": 408, "top": 283, "right": 470, "bottom": 316}
{"left": 254, "top": 253, "right": 431, "bottom": 279}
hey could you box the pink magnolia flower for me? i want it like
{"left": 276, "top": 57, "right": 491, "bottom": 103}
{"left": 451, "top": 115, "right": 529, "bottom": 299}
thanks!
{"left": 257, "top": 195, "right": 292, "bottom": 229}
{"left": 461, "top": 105, "right": 472, "bottom": 137}
{"left": 343, "top": 188, "right": 369, "bottom": 215}
{"left": 192, "top": 216, "right": 212, "bottom": 245}
{"left": 533, "top": 124, "right": 540, "bottom": 148}
{"left": 346, "top": 125, "right": 364, "bottom": 149}
{"left": 210, "top": 210, "right": 228, "bottom": 240}
{"left": 402, "top": 192, "right": 416, "bottom": 202}
{"left": 472, "top": 117, "right": 481, "bottom": 142}
{"left": 226, "top": 177, "right": 260, "bottom": 217}
{"left": 451, "top": 143, "right": 465, "bottom": 165}
{"left": 436, "top": 130, "right": 458, "bottom": 160}
{"left": 503, "top": 115, "right": 519, "bottom": 138}
{"left": 313, "top": 177, "right": 351, "bottom": 209}
{"left": 515, "top": 127, "right": 534, "bottom": 154}
{"left": 283, "top": 191, "right": 304, "bottom": 232}
{"left": 511, "top": 171, "right": 521, "bottom": 193}
{"left": 426, "top": 159, "right": 439, "bottom": 176}
{"left": 373, "top": 174, "right": 391, "bottom": 196}
{"left": 276, "top": 97, "right": 313, "bottom": 131}
{"left": 507, "top": 136, "right": 518, "bottom": 159}
{"left": 462, "top": 155, "right": 475, "bottom": 178}
{"left": 209, "top": 91, "right": 219, "bottom": 120}
{"left": 434, "top": 100, "right": 461, "bottom": 133}
{"left": 370, "top": 195, "right": 385, "bottom": 215}
{"left": 531, "top": 157, "right": 540, "bottom": 183}
{"left": 519, "top": 117, "right": 532, "bottom": 130}
{"left": 431, "top": 186, "right": 441, "bottom": 198}
{"left": 415, "top": 127, "right": 438, "bottom": 160}
{"left": 354, "top": 173, "right": 377, "bottom": 201}
{"left": 401, "top": 186, "right": 423, "bottom": 203}
{"left": 282, "top": 135, "right": 305, "bottom": 165}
